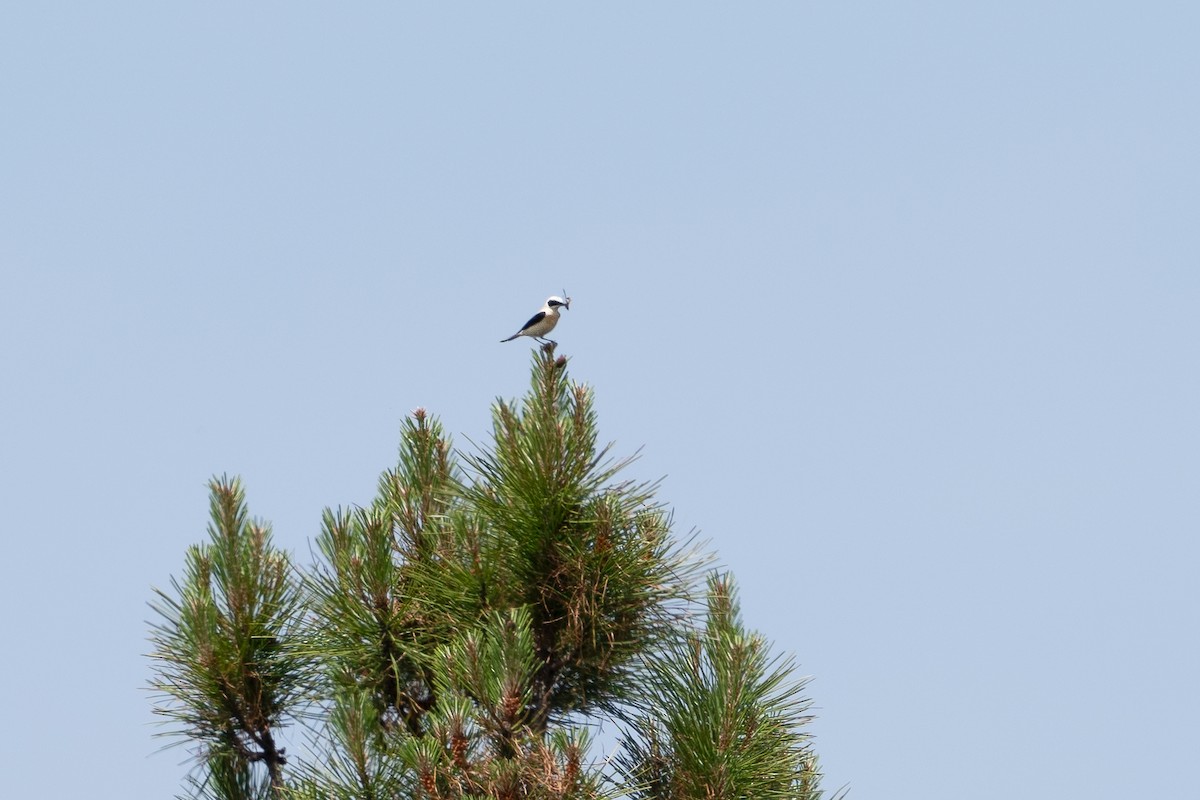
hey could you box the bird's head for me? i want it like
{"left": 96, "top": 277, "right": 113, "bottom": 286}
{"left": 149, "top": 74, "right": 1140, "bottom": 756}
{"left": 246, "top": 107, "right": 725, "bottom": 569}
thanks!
{"left": 547, "top": 295, "right": 570, "bottom": 311}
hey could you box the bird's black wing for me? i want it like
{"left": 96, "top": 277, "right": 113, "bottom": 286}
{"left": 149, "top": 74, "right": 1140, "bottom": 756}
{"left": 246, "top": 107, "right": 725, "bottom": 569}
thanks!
{"left": 518, "top": 311, "right": 547, "bottom": 332}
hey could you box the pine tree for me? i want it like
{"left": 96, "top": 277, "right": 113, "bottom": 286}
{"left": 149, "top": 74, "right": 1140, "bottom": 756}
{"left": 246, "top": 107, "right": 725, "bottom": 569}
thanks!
{"left": 148, "top": 349, "right": 832, "bottom": 799}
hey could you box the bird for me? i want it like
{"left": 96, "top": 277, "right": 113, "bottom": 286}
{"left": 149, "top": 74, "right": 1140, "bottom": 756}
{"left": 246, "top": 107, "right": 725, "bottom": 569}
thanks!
{"left": 501, "top": 295, "right": 571, "bottom": 346}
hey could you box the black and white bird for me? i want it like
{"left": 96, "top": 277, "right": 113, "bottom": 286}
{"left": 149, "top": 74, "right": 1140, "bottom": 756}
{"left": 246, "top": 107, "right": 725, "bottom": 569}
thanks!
{"left": 501, "top": 295, "right": 571, "bottom": 346}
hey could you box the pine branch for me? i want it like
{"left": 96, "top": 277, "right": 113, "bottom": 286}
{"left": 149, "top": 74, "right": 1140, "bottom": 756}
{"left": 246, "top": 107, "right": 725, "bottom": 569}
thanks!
{"left": 615, "top": 573, "right": 825, "bottom": 800}
{"left": 147, "top": 476, "right": 310, "bottom": 799}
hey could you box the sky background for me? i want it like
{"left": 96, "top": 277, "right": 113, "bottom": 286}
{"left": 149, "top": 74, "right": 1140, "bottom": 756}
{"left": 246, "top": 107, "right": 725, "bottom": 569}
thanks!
{"left": 2, "top": 3, "right": 1197, "bottom": 797}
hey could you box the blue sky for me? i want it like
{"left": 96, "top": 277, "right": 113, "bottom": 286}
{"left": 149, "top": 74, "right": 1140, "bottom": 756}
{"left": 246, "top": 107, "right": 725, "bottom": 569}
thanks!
{"left": 2, "top": 3, "right": 1196, "bottom": 797}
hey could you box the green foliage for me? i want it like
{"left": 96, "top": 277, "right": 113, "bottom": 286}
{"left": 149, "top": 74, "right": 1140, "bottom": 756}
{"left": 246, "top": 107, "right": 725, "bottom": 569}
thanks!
{"left": 148, "top": 476, "right": 311, "bottom": 798}
{"left": 149, "top": 350, "right": 828, "bottom": 799}
{"left": 461, "top": 355, "right": 688, "bottom": 727}
{"left": 614, "top": 575, "right": 825, "bottom": 800}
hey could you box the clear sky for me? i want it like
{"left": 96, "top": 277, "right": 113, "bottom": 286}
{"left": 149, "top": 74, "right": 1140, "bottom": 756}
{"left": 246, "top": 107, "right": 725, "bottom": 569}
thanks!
{"left": 2, "top": 3, "right": 1196, "bottom": 797}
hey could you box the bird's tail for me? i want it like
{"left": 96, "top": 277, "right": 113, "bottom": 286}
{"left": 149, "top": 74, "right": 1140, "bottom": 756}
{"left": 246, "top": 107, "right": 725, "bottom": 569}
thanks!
{"left": 501, "top": 333, "right": 520, "bottom": 342}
